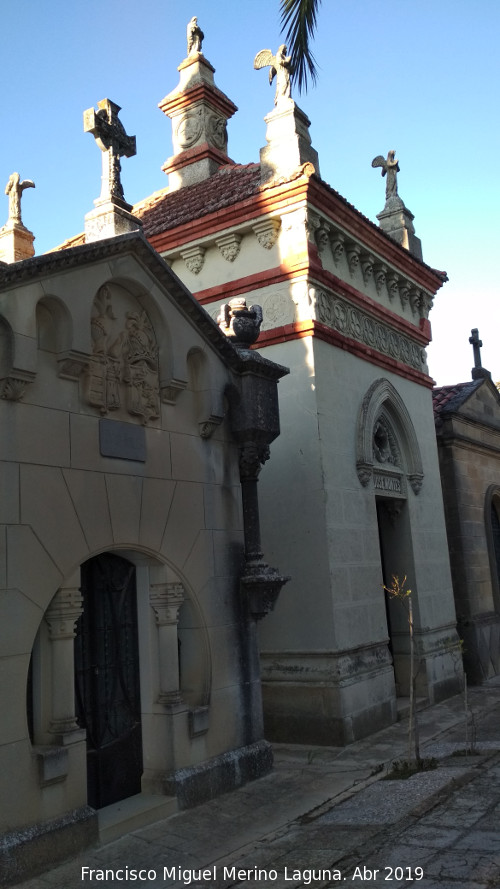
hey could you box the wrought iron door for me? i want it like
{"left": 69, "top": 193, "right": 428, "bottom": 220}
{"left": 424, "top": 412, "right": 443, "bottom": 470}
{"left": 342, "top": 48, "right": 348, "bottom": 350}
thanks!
{"left": 75, "top": 553, "right": 143, "bottom": 809}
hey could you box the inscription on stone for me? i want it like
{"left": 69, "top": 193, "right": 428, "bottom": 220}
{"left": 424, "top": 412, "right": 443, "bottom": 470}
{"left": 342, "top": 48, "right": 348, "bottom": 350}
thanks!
{"left": 99, "top": 418, "right": 146, "bottom": 462}
{"left": 373, "top": 472, "right": 402, "bottom": 494}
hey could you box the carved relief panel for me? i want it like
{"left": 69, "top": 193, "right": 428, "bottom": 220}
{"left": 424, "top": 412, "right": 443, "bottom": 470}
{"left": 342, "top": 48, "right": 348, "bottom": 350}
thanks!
{"left": 86, "top": 284, "right": 160, "bottom": 424}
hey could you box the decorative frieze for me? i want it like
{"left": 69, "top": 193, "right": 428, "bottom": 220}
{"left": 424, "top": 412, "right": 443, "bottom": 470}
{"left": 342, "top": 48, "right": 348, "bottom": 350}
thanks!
{"left": 180, "top": 245, "right": 206, "bottom": 274}
{"left": 314, "top": 287, "right": 426, "bottom": 372}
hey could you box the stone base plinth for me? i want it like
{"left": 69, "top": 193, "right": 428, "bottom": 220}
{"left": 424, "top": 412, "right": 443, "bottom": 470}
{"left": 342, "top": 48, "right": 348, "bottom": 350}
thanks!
{"left": 163, "top": 740, "right": 273, "bottom": 808}
{"left": 0, "top": 221, "right": 35, "bottom": 263}
{"left": 260, "top": 101, "right": 320, "bottom": 184}
{"left": 261, "top": 632, "right": 464, "bottom": 745}
{"left": 85, "top": 200, "right": 142, "bottom": 243}
{"left": 459, "top": 611, "right": 500, "bottom": 684}
{"left": 377, "top": 197, "right": 423, "bottom": 261}
{"left": 0, "top": 806, "right": 97, "bottom": 888}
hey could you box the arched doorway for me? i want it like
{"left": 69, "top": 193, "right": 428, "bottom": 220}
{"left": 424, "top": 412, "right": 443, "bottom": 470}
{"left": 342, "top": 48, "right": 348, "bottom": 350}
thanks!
{"left": 74, "top": 553, "right": 143, "bottom": 809}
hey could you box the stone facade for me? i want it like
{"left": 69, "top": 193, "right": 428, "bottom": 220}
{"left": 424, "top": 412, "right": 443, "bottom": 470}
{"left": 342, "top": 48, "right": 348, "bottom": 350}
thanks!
{"left": 434, "top": 378, "right": 500, "bottom": 683}
{"left": 0, "top": 233, "right": 287, "bottom": 883}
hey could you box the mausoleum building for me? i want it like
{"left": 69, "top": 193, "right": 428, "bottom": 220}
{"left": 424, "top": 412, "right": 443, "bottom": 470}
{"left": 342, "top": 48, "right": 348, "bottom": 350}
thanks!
{"left": 135, "top": 33, "right": 463, "bottom": 745}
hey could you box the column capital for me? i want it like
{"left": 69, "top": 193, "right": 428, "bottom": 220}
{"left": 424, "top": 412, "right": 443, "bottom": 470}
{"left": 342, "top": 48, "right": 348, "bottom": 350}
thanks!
{"left": 150, "top": 581, "right": 185, "bottom": 626}
{"left": 45, "top": 587, "right": 83, "bottom": 640}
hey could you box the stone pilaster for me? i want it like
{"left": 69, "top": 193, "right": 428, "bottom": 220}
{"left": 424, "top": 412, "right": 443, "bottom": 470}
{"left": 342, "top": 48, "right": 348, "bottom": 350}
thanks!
{"left": 149, "top": 576, "right": 185, "bottom": 705}
{"left": 44, "top": 584, "right": 85, "bottom": 741}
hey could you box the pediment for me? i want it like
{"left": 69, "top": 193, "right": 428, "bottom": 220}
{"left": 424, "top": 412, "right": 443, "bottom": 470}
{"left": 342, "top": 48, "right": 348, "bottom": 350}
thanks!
{"left": 446, "top": 379, "right": 500, "bottom": 431}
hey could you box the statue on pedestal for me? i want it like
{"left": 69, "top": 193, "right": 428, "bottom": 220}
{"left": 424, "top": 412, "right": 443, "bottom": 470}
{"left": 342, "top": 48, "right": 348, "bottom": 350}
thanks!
{"left": 254, "top": 44, "right": 294, "bottom": 106}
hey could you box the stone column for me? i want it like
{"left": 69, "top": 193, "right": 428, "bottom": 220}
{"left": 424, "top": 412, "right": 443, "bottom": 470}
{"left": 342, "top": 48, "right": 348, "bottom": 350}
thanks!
{"left": 149, "top": 577, "right": 185, "bottom": 704}
{"left": 44, "top": 583, "right": 84, "bottom": 741}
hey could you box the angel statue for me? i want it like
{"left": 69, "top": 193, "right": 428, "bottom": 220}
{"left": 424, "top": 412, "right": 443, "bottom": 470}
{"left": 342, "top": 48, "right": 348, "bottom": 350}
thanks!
{"left": 371, "top": 150, "right": 400, "bottom": 201}
{"left": 5, "top": 172, "right": 35, "bottom": 225}
{"left": 187, "top": 16, "right": 204, "bottom": 56}
{"left": 254, "top": 44, "right": 293, "bottom": 106}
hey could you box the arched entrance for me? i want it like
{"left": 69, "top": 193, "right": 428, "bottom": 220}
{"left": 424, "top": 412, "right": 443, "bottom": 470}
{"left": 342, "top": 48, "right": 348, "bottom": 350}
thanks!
{"left": 356, "top": 379, "right": 424, "bottom": 697}
{"left": 74, "top": 553, "right": 143, "bottom": 809}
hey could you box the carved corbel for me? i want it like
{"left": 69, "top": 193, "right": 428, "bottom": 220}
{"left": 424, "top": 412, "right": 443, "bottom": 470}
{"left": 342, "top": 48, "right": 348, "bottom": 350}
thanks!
{"left": 314, "top": 221, "right": 331, "bottom": 253}
{"left": 161, "top": 378, "right": 187, "bottom": 404}
{"left": 408, "top": 472, "right": 424, "bottom": 495}
{"left": 199, "top": 414, "right": 224, "bottom": 439}
{"left": 409, "top": 287, "right": 421, "bottom": 316}
{"left": 374, "top": 263, "right": 387, "bottom": 294}
{"left": 399, "top": 281, "right": 410, "bottom": 311}
{"left": 356, "top": 460, "right": 373, "bottom": 487}
{"left": 305, "top": 210, "right": 321, "bottom": 243}
{"left": 216, "top": 233, "right": 242, "bottom": 263}
{"left": 252, "top": 219, "right": 281, "bottom": 250}
{"left": 57, "top": 350, "right": 89, "bottom": 381}
{"left": 0, "top": 369, "right": 36, "bottom": 401}
{"left": 419, "top": 292, "right": 434, "bottom": 319}
{"left": 330, "top": 231, "right": 345, "bottom": 265}
{"left": 346, "top": 242, "right": 361, "bottom": 277}
{"left": 180, "top": 245, "right": 206, "bottom": 275}
{"left": 386, "top": 273, "right": 400, "bottom": 303}
{"left": 361, "top": 253, "right": 375, "bottom": 284}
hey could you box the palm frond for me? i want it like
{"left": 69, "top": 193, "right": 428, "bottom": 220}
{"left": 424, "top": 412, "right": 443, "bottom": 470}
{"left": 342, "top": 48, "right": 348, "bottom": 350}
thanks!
{"left": 280, "top": 0, "right": 322, "bottom": 93}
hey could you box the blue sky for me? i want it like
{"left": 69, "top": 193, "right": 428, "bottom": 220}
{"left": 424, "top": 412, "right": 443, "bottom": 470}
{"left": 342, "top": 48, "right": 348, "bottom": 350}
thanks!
{"left": 2, "top": 0, "right": 499, "bottom": 386}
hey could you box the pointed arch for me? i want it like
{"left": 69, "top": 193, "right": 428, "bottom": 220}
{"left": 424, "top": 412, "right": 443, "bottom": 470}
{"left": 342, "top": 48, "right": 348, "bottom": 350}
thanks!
{"left": 356, "top": 378, "right": 424, "bottom": 494}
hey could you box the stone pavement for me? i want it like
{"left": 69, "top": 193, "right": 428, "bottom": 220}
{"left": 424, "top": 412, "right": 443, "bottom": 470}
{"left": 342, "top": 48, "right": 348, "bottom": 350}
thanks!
{"left": 13, "top": 679, "right": 500, "bottom": 889}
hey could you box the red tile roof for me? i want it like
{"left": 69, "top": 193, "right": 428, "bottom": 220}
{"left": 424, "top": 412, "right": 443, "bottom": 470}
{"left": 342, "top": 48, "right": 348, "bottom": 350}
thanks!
{"left": 138, "top": 163, "right": 261, "bottom": 237}
{"left": 432, "top": 381, "right": 481, "bottom": 425}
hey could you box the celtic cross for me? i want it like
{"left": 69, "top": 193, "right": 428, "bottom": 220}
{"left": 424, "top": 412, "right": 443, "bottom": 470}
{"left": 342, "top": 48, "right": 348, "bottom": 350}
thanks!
{"left": 84, "top": 99, "right": 136, "bottom": 205}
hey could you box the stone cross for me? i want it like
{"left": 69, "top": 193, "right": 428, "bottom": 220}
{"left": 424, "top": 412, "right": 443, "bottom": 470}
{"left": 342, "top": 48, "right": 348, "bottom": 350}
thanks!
{"left": 469, "top": 328, "right": 491, "bottom": 380}
{"left": 469, "top": 328, "right": 483, "bottom": 368}
{"left": 83, "top": 99, "right": 136, "bottom": 205}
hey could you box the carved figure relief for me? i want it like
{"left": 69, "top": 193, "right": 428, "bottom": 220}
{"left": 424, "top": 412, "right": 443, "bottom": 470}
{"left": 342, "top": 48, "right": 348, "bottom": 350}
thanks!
{"left": 176, "top": 111, "right": 203, "bottom": 149}
{"left": 86, "top": 284, "right": 160, "bottom": 424}
{"left": 373, "top": 415, "right": 401, "bottom": 466}
{"left": 207, "top": 114, "right": 227, "bottom": 150}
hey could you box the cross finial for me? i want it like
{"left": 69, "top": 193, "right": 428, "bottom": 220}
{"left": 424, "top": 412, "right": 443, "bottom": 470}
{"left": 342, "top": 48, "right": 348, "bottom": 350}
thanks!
{"left": 83, "top": 99, "right": 136, "bottom": 207}
{"left": 469, "top": 328, "right": 482, "bottom": 368}
{"left": 469, "top": 328, "right": 491, "bottom": 381}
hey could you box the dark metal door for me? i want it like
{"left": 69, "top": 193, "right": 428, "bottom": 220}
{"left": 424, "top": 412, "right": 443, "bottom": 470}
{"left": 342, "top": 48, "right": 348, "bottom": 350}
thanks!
{"left": 75, "top": 553, "right": 143, "bottom": 809}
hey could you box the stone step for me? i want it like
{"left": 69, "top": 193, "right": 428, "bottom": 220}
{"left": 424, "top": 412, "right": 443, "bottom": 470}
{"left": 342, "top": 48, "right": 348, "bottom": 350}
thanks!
{"left": 98, "top": 793, "right": 178, "bottom": 844}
